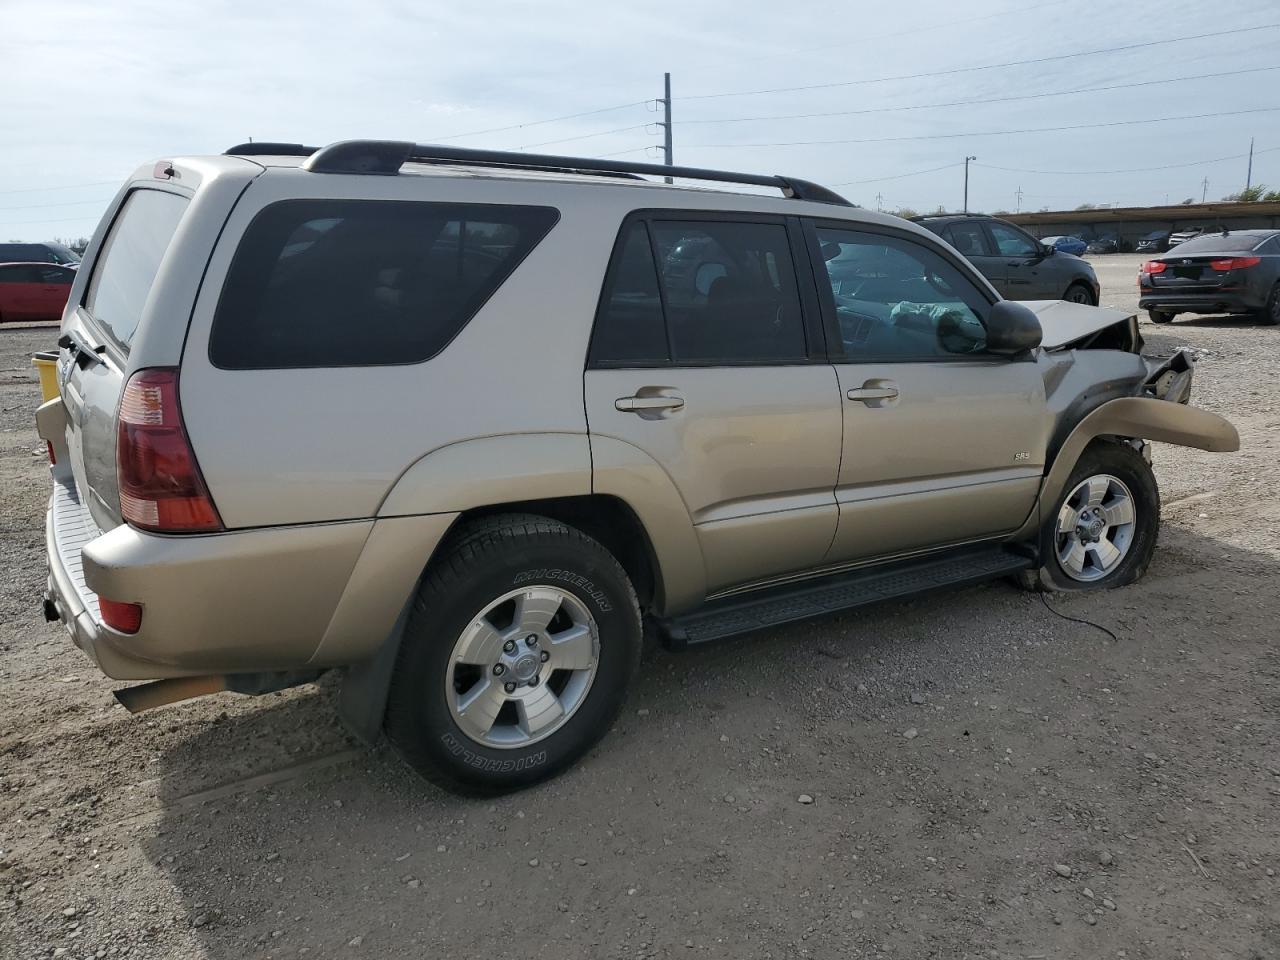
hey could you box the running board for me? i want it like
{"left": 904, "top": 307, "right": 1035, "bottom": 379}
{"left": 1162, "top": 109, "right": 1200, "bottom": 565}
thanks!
{"left": 660, "top": 547, "right": 1033, "bottom": 647}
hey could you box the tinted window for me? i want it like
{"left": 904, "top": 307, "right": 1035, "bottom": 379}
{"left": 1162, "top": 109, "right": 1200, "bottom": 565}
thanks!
{"left": 943, "top": 222, "right": 991, "bottom": 258}
{"left": 0, "top": 265, "right": 41, "bottom": 283}
{"left": 211, "top": 200, "right": 558, "bottom": 369}
{"left": 45, "top": 242, "right": 81, "bottom": 265}
{"left": 85, "top": 189, "right": 188, "bottom": 349}
{"left": 590, "top": 222, "right": 669, "bottom": 366}
{"left": 1264, "top": 236, "right": 1280, "bottom": 254}
{"left": 40, "top": 266, "right": 75, "bottom": 284}
{"left": 0, "top": 244, "right": 41, "bottom": 263}
{"left": 815, "top": 227, "right": 991, "bottom": 360}
{"left": 1173, "top": 232, "right": 1269, "bottom": 254}
{"left": 647, "top": 220, "right": 806, "bottom": 363}
{"left": 988, "top": 222, "right": 1038, "bottom": 257}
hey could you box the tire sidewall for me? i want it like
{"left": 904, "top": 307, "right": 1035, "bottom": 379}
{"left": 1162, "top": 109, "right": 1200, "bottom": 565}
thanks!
{"left": 1066, "top": 282, "right": 1096, "bottom": 306}
{"left": 389, "top": 529, "right": 640, "bottom": 793}
{"left": 1038, "top": 442, "right": 1160, "bottom": 591}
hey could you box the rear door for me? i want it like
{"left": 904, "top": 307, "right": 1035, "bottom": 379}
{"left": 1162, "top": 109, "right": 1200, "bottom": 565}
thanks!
{"left": 0, "top": 264, "right": 40, "bottom": 320}
{"left": 58, "top": 187, "right": 190, "bottom": 528}
{"left": 805, "top": 220, "right": 1048, "bottom": 563}
{"left": 584, "top": 212, "right": 843, "bottom": 595}
{"left": 941, "top": 220, "right": 1006, "bottom": 294}
{"left": 986, "top": 221, "right": 1056, "bottom": 299}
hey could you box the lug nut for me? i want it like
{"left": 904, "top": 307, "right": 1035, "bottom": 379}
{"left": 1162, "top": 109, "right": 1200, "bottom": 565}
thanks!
{"left": 528, "top": 676, "right": 540, "bottom": 687}
{"left": 503, "top": 639, "right": 516, "bottom": 653}
{"left": 503, "top": 681, "right": 517, "bottom": 694}
{"left": 539, "top": 650, "right": 550, "bottom": 662}
{"left": 525, "top": 634, "right": 538, "bottom": 647}
{"left": 492, "top": 663, "right": 505, "bottom": 676}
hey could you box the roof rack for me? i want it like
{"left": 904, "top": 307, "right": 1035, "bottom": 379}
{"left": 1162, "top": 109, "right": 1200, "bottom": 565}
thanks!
{"left": 223, "top": 139, "right": 852, "bottom": 206}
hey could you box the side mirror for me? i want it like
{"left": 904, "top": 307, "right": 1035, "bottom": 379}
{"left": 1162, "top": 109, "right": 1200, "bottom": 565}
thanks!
{"left": 1037, "top": 243, "right": 1054, "bottom": 258}
{"left": 986, "top": 300, "right": 1042, "bottom": 355}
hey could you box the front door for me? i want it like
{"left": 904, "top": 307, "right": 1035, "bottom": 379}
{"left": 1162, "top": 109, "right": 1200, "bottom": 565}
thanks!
{"left": 986, "top": 221, "right": 1055, "bottom": 299}
{"left": 584, "top": 214, "right": 843, "bottom": 595}
{"left": 941, "top": 220, "right": 1006, "bottom": 295}
{"left": 806, "top": 221, "right": 1050, "bottom": 564}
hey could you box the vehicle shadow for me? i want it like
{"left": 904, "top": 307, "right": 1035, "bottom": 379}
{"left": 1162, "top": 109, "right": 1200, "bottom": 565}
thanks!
{"left": 144, "top": 520, "right": 1280, "bottom": 959}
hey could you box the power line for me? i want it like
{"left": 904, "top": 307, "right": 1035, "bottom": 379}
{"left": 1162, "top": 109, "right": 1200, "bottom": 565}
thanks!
{"left": 0, "top": 214, "right": 105, "bottom": 227}
{"left": 720, "top": 0, "right": 1063, "bottom": 67}
{"left": 687, "top": 106, "right": 1280, "bottom": 148}
{"left": 675, "top": 66, "right": 1280, "bottom": 126}
{"left": 430, "top": 100, "right": 651, "bottom": 142}
{"left": 831, "top": 162, "right": 963, "bottom": 186}
{"left": 515, "top": 123, "right": 654, "bottom": 151}
{"left": 0, "top": 180, "right": 119, "bottom": 196}
{"left": 0, "top": 196, "right": 113, "bottom": 212}
{"left": 682, "top": 23, "right": 1280, "bottom": 100}
{"left": 975, "top": 145, "right": 1280, "bottom": 176}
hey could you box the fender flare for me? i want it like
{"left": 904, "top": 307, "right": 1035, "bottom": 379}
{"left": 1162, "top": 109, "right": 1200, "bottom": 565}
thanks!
{"left": 1014, "top": 396, "right": 1238, "bottom": 539}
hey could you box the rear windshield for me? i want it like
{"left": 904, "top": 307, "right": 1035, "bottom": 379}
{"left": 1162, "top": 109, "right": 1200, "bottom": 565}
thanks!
{"left": 210, "top": 200, "right": 558, "bottom": 369}
{"left": 1171, "top": 232, "right": 1268, "bottom": 254}
{"left": 85, "top": 189, "right": 189, "bottom": 349}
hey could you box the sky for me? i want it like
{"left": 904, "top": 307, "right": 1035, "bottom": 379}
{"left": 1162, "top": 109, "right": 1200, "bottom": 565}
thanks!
{"left": 2, "top": 0, "right": 1279, "bottom": 241}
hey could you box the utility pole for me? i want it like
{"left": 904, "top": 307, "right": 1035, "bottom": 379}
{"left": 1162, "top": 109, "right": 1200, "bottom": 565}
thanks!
{"left": 875, "top": 191, "right": 884, "bottom": 211}
{"left": 1015, "top": 185, "right": 1023, "bottom": 213}
{"left": 1201, "top": 176, "right": 1209, "bottom": 203}
{"left": 1246, "top": 136, "right": 1254, "bottom": 192}
{"left": 963, "top": 156, "right": 977, "bottom": 213}
{"left": 660, "top": 72, "right": 673, "bottom": 184}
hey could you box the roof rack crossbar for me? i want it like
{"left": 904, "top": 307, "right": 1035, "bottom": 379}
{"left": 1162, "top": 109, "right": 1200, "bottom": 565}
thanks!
{"left": 223, "top": 139, "right": 852, "bottom": 205}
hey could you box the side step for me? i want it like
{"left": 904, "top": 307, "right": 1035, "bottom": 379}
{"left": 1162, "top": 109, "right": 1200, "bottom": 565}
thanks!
{"left": 660, "top": 547, "right": 1033, "bottom": 647}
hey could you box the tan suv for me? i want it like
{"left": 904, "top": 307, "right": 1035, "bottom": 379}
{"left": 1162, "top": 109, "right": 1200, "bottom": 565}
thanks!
{"left": 38, "top": 140, "right": 1238, "bottom": 793}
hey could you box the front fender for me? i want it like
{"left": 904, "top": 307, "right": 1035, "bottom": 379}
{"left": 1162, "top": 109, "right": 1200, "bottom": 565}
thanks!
{"left": 1016, "top": 396, "right": 1238, "bottom": 539}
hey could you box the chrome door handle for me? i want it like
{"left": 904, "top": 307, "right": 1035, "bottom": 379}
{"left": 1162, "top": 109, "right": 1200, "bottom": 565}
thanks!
{"left": 615, "top": 395, "right": 685, "bottom": 413}
{"left": 847, "top": 386, "right": 899, "bottom": 402}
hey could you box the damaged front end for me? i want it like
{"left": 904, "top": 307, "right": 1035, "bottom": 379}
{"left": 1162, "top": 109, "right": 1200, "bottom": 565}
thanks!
{"left": 1027, "top": 300, "right": 1201, "bottom": 446}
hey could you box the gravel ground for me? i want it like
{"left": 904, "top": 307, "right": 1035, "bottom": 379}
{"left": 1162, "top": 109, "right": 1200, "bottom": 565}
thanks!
{"left": 2, "top": 254, "right": 1278, "bottom": 960}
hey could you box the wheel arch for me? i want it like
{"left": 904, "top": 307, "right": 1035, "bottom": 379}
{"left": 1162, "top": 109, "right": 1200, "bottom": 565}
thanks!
{"left": 1013, "top": 396, "right": 1238, "bottom": 540}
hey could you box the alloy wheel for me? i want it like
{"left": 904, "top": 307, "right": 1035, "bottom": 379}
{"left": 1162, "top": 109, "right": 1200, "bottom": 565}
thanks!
{"left": 1054, "top": 474, "right": 1137, "bottom": 582}
{"left": 446, "top": 586, "right": 599, "bottom": 748}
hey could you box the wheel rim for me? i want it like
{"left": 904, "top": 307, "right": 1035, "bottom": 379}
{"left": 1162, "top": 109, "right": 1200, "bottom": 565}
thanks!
{"left": 1067, "top": 287, "right": 1091, "bottom": 304}
{"left": 445, "top": 586, "right": 600, "bottom": 749}
{"left": 1054, "top": 474, "right": 1137, "bottom": 582}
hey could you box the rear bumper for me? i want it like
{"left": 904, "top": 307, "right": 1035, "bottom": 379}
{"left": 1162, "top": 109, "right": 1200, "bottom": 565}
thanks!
{"left": 45, "top": 476, "right": 456, "bottom": 680}
{"left": 1139, "top": 290, "right": 1261, "bottom": 314}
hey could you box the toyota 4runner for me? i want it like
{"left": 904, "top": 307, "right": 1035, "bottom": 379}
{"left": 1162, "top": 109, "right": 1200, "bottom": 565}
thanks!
{"left": 38, "top": 140, "right": 1239, "bottom": 793}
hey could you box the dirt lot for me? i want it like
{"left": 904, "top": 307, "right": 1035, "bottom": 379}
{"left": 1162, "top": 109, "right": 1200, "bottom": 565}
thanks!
{"left": 2, "top": 253, "right": 1277, "bottom": 960}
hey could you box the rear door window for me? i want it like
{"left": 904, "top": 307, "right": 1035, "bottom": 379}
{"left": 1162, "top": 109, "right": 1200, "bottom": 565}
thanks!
{"left": 85, "top": 189, "right": 189, "bottom": 350}
{"left": 942, "top": 222, "right": 992, "bottom": 258}
{"left": 210, "top": 200, "right": 559, "bottom": 369}
{"left": 589, "top": 222, "right": 670, "bottom": 366}
{"left": 648, "top": 220, "right": 807, "bottom": 364}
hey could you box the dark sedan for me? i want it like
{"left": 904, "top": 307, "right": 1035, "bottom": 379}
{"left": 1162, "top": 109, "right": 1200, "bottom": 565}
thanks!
{"left": 1138, "top": 229, "right": 1280, "bottom": 325}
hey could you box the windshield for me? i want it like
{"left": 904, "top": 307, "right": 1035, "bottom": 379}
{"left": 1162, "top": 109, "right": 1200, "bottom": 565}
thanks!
{"left": 46, "top": 242, "right": 81, "bottom": 264}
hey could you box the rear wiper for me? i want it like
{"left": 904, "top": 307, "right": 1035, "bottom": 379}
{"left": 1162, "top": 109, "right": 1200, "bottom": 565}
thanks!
{"left": 58, "top": 329, "right": 106, "bottom": 369}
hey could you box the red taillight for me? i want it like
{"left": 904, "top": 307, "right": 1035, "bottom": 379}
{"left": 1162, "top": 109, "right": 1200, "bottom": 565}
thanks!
{"left": 1209, "top": 255, "right": 1261, "bottom": 272}
{"left": 99, "top": 598, "right": 143, "bottom": 634}
{"left": 116, "top": 368, "right": 221, "bottom": 533}
{"left": 1140, "top": 261, "right": 1167, "bottom": 275}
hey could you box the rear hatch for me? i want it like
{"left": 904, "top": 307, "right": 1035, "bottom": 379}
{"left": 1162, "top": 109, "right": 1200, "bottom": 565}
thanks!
{"left": 57, "top": 186, "right": 191, "bottom": 531}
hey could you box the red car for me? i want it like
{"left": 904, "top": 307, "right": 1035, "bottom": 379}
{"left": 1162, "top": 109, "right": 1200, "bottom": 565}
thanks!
{"left": 0, "top": 262, "right": 75, "bottom": 322}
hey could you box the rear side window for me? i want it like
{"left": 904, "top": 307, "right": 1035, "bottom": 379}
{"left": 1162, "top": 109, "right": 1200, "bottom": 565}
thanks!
{"left": 85, "top": 189, "right": 189, "bottom": 349}
{"left": 943, "top": 222, "right": 991, "bottom": 258}
{"left": 210, "top": 200, "right": 559, "bottom": 369}
{"left": 589, "top": 223, "right": 670, "bottom": 365}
